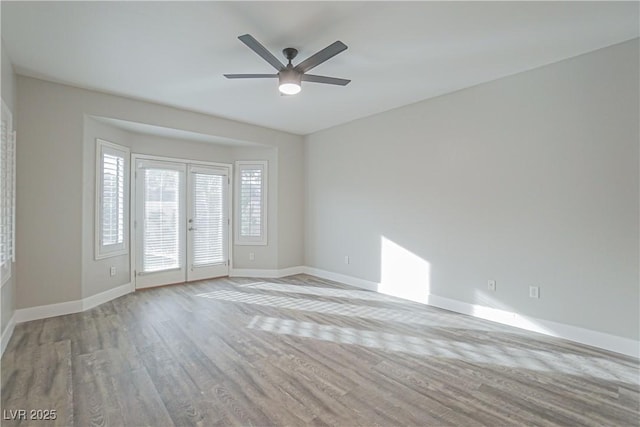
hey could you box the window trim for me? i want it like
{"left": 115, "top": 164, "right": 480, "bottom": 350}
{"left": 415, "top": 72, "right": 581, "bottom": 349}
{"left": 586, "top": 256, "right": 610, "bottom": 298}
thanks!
{"left": 235, "top": 160, "right": 268, "bottom": 246}
{"left": 95, "top": 138, "right": 130, "bottom": 260}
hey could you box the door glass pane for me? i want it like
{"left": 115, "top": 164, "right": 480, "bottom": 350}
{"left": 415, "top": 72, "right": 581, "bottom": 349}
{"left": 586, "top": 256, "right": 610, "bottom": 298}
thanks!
{"left": 143, "top": 168, "right": 181, "bottom": 272}
{"left": 192, "top": 173, "right": 225, "bottom": 266}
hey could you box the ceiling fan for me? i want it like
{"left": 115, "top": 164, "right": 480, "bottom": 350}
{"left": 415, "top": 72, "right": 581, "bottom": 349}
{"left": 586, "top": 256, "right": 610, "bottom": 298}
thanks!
{"left": 224, "top": 34, "right": 350, "bottom": 95}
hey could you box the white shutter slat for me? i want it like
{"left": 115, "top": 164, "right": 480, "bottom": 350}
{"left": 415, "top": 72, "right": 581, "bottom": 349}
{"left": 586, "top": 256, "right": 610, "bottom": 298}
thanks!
{"left": 0, "top": 107, "right": 14, "bottom": 273}
{"left": 235, "top": 161, "right": 267, "bottom": 246}
{"left": 142, "top": 168, "right": 181, "bottom": 273}
{"left": 240, "top": 168, "right": 262, "bottom": 237}
{"left": 96, "top": 139, "right": 129, "bottom": 259}
{"left": 192, "top": 173, "right": 225, "bottom": 266}
{"left": 0, "top": 119, "right": 6, "bottom": 266}
{"left": 101, "top": 152, "right": 125, "bottom": 246}
{"left": 10, "top": 131, "right": 14, "bottom": 262}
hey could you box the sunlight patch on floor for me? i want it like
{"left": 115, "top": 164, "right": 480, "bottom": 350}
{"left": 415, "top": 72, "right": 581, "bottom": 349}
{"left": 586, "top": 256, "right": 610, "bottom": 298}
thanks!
{"left": 247, "top": 315, "right": 639, "bottom": 385}
{"left": 238, "top": 281, "right": 401, "bottom": 303}
{"left": 196, "top": 289, "right": 495, "bottom": 330}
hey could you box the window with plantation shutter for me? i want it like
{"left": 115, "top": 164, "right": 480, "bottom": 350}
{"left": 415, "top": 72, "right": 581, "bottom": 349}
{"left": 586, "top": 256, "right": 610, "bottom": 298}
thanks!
{"left": 95, "top": 139, "right": 129, "bottom": 259}
{"left": 235, "top": 161, "right": 267, "bottom": 245}
{"left": 1, "top": 100, "right": 15, "bottom": 286}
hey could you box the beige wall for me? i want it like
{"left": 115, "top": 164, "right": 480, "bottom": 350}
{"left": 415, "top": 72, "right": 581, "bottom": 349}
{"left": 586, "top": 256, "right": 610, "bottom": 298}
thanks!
{"left": 81, "top": 118, "right": 132, "bottom": 298}
{"left": 275, "top": 142, "right": 305, "bottom": 269}
{"left": 17, "top": 76, "right": 304, "bottom": 308}
{"left": 305, "top": 40, "right": 639, "bottom": 340}
{"left": 2, "top": 38, "right": 17, "bottom": 334}
{"left": 2, "top": 39, "right": 16, "bottom": 113}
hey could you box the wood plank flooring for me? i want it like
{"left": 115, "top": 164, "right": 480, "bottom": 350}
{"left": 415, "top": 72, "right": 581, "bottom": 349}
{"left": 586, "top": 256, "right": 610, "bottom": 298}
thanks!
{"left": 1, "top": 274, "right": 639, "bottom": 426}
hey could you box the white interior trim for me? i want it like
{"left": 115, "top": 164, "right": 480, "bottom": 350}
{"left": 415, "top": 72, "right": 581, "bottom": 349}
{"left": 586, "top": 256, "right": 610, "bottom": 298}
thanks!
{"left": 1, "top": 270, "right": 12, "bottom": 289}
{"left": 1, "top": 313, "right": 15, "bottom": 356}
{"left": 303, "top": 267, "right": 378, "bottom": 291}
{"left": 82, "top": 282, "right": 134, "bottom": 311}
{"left": 14, "top": 282, "right": 133, "bottom": 324}
{"left": 14, "top": 300, "right": 82, "bottom": 324}
{"left": 302, "top": 267, "right": 640, "bottom": 359}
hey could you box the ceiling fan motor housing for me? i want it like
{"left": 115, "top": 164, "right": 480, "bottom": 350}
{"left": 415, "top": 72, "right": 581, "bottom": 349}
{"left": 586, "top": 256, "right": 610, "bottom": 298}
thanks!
{"left": 283, "top": 47, "right": 298, "bottom": 63}
{"left": 279, "top": 68, "right": 302, "bottom": 86}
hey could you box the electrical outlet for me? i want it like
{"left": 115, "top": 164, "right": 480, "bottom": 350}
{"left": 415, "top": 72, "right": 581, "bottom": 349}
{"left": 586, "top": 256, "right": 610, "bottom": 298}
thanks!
{"left": 249, "top": 252, "right": 255, "bottom": 261}
{"left": 110, "top": 266, "right": 116, "bottom": 277}
{"left": 529, "top": 285, "right": 539, "bottom": 299}
{"left": 488, "top": 280, "right": 496, "bottom": 291}
{"left": 344, "top": 255, "right": 350, "bottom": 265}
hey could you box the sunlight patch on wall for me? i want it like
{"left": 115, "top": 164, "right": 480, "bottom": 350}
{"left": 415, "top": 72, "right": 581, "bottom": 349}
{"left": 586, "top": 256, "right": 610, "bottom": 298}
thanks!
{"left": 380, "top": 236, "right": 430, "bottom": 303}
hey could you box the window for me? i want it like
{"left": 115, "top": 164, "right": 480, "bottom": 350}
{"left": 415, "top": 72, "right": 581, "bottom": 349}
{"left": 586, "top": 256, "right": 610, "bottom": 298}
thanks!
{"left": 95, "top": 139, "right": 129, "bottom": 259}
{"left": 1, "top": 100, "right": 15, "bottom": 286}
{"left": 235, "top": 161, "right": 267, "bottom": 245}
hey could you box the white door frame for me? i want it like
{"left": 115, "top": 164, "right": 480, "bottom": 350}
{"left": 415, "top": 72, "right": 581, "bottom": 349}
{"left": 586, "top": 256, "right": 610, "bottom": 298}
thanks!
{"left": 130, "top": 153, "right": 233, "bottom": 290}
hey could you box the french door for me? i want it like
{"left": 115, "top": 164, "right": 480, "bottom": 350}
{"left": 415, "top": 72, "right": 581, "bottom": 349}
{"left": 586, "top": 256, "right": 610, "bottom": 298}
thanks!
{"left": 186, "top": 165, "right": 229, "bottom": 281}
{"left": 134, "top": 158, "right": 230, "bottom": 289}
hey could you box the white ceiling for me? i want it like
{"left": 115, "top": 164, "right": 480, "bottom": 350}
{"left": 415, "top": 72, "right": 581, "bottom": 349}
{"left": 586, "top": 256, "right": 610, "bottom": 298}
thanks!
{"left": 2, "top": 1, "right": 638, "bottom": 135}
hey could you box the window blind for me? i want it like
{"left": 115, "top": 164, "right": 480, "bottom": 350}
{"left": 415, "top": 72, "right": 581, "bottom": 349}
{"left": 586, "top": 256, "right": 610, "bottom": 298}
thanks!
{"left": 192, "top": 172, "right": 225, "bottom": 266}
{"left": 143, "top": 168, "right": 181, "bottom": 273}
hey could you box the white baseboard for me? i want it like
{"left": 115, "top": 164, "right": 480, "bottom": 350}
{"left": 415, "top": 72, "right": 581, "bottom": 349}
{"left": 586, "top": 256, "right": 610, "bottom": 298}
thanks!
{"left": 230, "top": 266, "right": 306, "bottom": 279}
{"left": 14, "top": 282, "right": 133, "bottom": 324}
{"left": 425, "top": 293, "right": 640, "bottom": 359}
{"left": 1, "top": 313, "right": 15, "bottom": 356}
{"left": 82, "top": 282, "right": 134, "bottom": 311}
{"left": 301, "top": 266, "right": 640, "bottom": 359}
{"left": 303, "top": 266, "right": 378, "bottom": 291}
{"left": 14, "top": 299, "right": 82, "bottom": 323}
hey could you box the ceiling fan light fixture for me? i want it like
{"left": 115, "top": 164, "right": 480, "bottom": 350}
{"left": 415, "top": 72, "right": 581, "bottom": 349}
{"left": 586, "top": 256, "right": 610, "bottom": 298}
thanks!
{"left": 279, "top": 82, "right": 301, "bottom": 95}
{"left": 278, "top": 69, "right": 302, "bottom": 95}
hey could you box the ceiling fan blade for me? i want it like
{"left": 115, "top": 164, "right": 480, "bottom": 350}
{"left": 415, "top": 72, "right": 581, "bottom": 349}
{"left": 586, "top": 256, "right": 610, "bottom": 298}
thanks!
{"left": 295, "top": 41, "right": 348, "bottom": 74}
{"left": 302, "top": 74, "right": 350, "bottom": 86}
{"left": 238, "top": 34, "right": 285, "bottom": 71}
{"left": 224, "top": 74, "right": 278, "bottom": 79}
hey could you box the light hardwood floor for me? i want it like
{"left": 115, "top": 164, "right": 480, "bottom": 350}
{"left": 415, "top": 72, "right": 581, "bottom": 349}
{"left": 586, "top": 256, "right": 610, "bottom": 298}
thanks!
{"left": 2, "top": 274, "right": 639, "bottom": 426}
